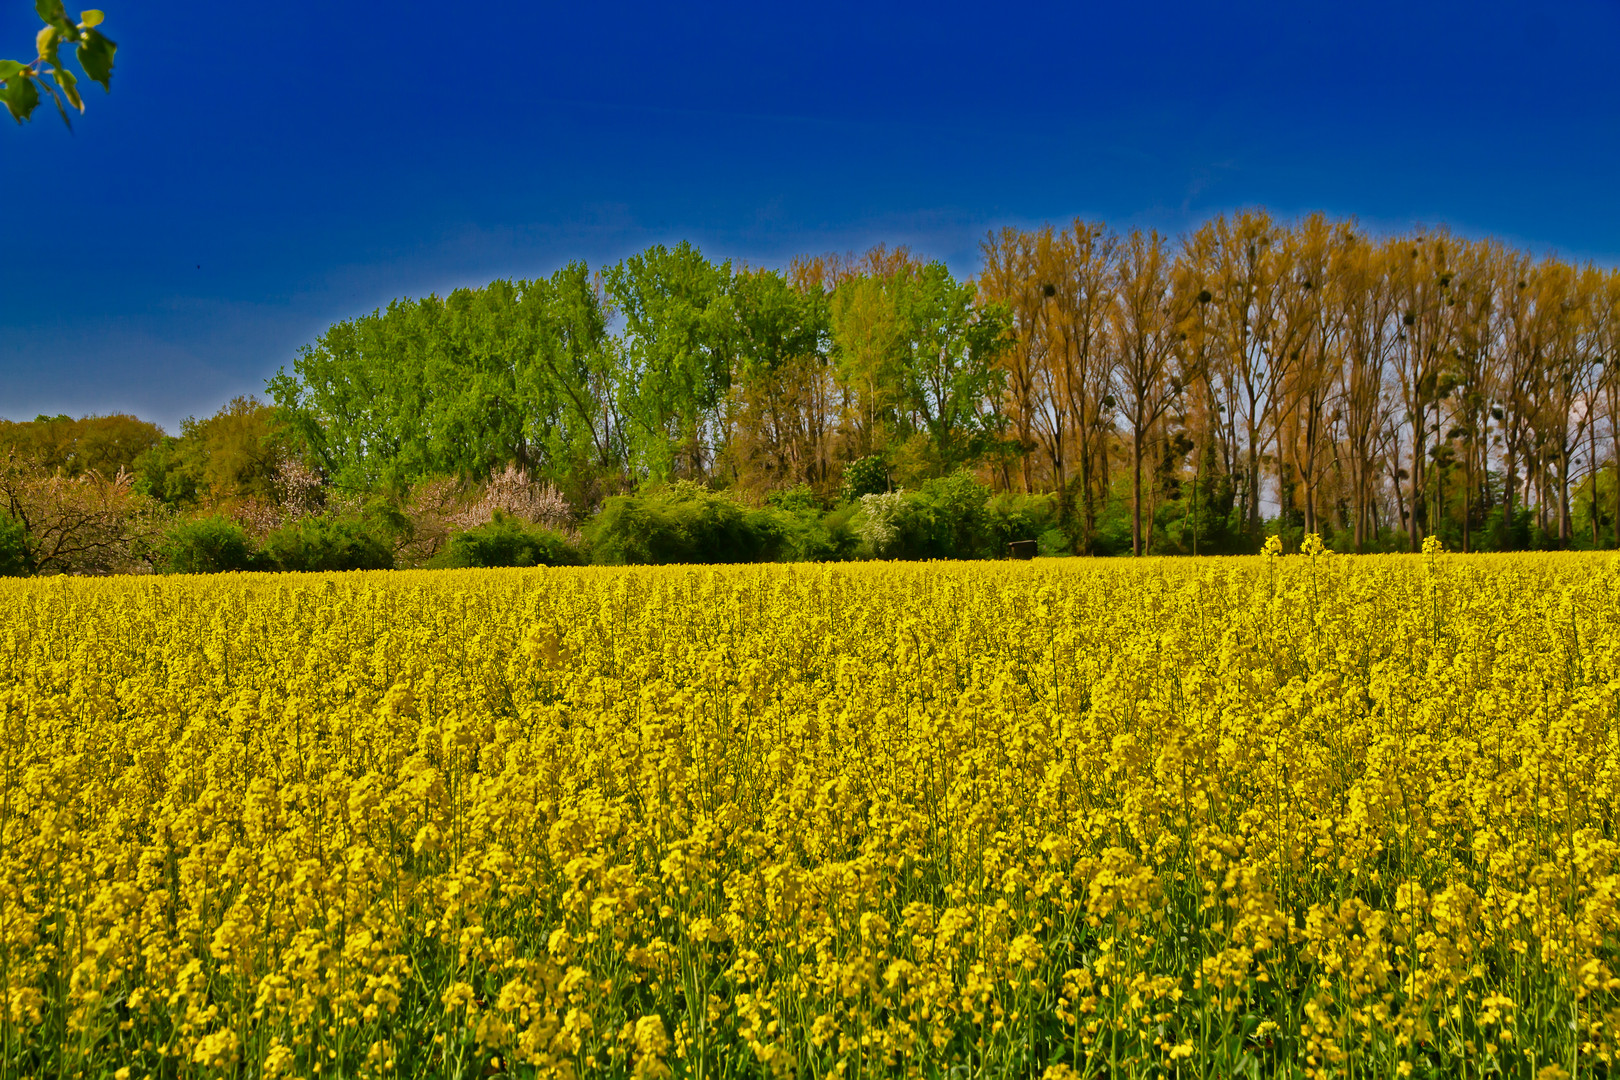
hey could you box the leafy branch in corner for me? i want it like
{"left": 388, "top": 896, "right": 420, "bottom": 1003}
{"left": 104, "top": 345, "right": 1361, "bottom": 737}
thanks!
{"left": 1, "top": 2, "right": 115, "bottom": 126}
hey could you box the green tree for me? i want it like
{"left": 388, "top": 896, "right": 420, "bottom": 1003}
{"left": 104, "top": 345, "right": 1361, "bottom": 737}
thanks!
{"left": 178, "top": 396, "right": 292, "bottom": 504}
{"left": 723, "top": 267, "right": 832, "bottom": 492}
{"left": 155, "top": 515, "right": 260, "bottom": 574}
{"left": 605, "top": 243, "right": 736, "bottom": 482}
{"left": 896, "top": 263, "right": 1011, "bottom": 474}
{"left": 435, "top": 511, "right": 581, "bottom": 568}
{"left": 830, "top": 261, "right": 1010, "bottom": 477}
{"left": 0, "top": 509, "right": 29, "bottom": 575}
{"left": 0, "top": 413, "right": 161, "bottom": 477}
{"left": 271, "top": 265, "right": 615, "bottom": 494}
{"left": 2, "top": 4, "right": 115, "bottom": 125}
{"left": 828, "top": 268, "right": 911, "bottom": 457}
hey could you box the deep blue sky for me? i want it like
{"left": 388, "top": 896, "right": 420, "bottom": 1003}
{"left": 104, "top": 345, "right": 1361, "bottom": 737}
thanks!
{"left": 3, "top": 1, "right": 1618, "bottom": 432}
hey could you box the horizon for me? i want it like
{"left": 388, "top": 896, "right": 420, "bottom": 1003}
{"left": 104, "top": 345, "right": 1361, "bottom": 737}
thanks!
{"left": 4, "top": 0, "right": 1619, "bottom": 433}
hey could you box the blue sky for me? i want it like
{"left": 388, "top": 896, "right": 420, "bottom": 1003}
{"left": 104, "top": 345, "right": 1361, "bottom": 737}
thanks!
{"left": 3, "top": 0, "right": 1617, "bottom": 432}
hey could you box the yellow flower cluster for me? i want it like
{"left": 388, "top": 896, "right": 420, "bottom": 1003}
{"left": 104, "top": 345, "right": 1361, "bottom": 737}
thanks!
{"left": 1, "top": 553, "right": 1618, "bottom": 1078}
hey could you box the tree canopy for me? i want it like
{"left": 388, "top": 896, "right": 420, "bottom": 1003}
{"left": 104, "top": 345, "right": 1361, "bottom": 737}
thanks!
{"left": 265, "top": 220, "right": 1620, "bottom": 556}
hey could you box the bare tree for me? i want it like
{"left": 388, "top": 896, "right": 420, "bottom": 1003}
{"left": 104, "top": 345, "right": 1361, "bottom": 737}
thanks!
{"left": 1197, "top": 210, "right": 1307, "bottom": 534}
{"left": 1390, "top": 230, "right": 1462, "bottom": 549}
{"left": 1110, "top": 229, "right": 1183, "bottom": 556}
{"left": 979, "top": 227, "right": 1049, "bottom": 492}
{"left": 1046, "top": 221, "right": 1118, "bottom": 551}
{"left": 1332, "top": 235, "right": 1399, "bottom": 550}
{"left": 1, "top": 452, "right": 149, "bottom": 574}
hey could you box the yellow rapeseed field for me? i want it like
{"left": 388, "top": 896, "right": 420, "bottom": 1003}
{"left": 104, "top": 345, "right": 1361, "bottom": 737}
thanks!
{"left": 2, "top": 549, "right": 1618, "bottom": 1079}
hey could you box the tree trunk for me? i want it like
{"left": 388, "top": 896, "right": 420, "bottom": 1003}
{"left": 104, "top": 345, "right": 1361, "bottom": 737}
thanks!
{"left": 1187, "top": 448, "right": 1201, "bottom": 556}
{"left": 1461, "top": 408, "right": 1477, "bottom": 553}
{"left": 1146, "top": 453, "right": 1160, "bottom": 556}
{"left": 1588, "top": 416, "right": 1600, "bottom": 547}
{"left": 1612, "top": 398, "right": 1620, "bottom": 549}
{"left": 1347, "top": 456, "right": 1360, "bottom": 557}
{"left": 1244, "top": 422, "right": 1262, "bottom": 537}
{"left": 1559, "top": 447, "right": 1571, "bottom": 547}
{"left": 1131, "top": 427, "right": 1144, "bottom": 557}
{"left": 1391, "top": 443, "right": 1409, "bottom": 545}
{"left": 1504, "top": 447, "right": 1518, "bottom": 550}
{"left": 1410, "top": 407, "right": 1425, "bottom": 551}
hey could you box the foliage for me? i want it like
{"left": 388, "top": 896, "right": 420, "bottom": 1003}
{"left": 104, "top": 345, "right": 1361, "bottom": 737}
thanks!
{"left": 434, "top": 511, "right": 582, "bottom": 569}
{"left": 259, "top": 225, "right": 1620, "bottom": 557}
{"left": 581, "top": 481, "right": 853, "bottom": 565}
{"left": 0, "top": 451, "right": 149, "bottom": 574}
{"left": 984, "top": 489, "right": 1059, "bottom": 551}
{"left": 754, "top": 498, "right": 860, "bottom": 563}
{"left": 260, "top": 515, "right": 395, "bottom": 572}
{"left": 129, "top": 435, "right": 198, "bottom": 505}
{"left": 829, "top": 261, "right": 1011, "bottom": 474}
{"left": 0, "top": 413, "right": 161, "bottom": 477}
{"left": 919, "top": 469, "right": 993, "bottom": 557}
{"left": 719, "top": 269, "right": 833, "bottom": 495}
{"left": 855, "top": 471, "right": 998, "bottom": 560}
{"left": 154, "top": 514, "right": 260, "bottom": 574}
{"left": 584, "top": 482, "right": 774, "bottom": 565}
{"left": 763, "top": 482, "right": 819, "bottom": 513}
{"left": 1, "top": 4, "right": 115, "bottom": 126}
{"left": 270, "top": 266, "right": 612, "bottom": 493}
{"left": 838, "top": 454, "right": 890, "bottom": 503}
{"left": 1574, "top": 470, "right": 1618, "bottom": 547}
{"left": 0, "top": 511, "right": 29, "bottom": 575}
{"left": 605, "top": 242, "right": 737, "bottom": 481}
{"left": 127, "top": 395, "right": 302, "bottom": 512}
{"left": 185, "top": 396, "right": 294, "bottom": 504}
{"left": 3, "top": 555, "right": 1619, "bottom": 1077}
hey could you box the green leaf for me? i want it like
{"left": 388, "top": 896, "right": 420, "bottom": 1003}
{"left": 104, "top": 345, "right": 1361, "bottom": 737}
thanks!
{"left": 0, "top": 69, "right": 40, "bottom": 122}
{"left": 37, "top": 69, "right": 71, "bottom": 127}
{"left": 34, "top": 0, "right": 74, "bottom": 34}
{"left": 78, "top": 9, "right": 104, "bottom": 27}
{"left": 36, "top": 26, "right": 59, "bottom": 65}
{"left": 0, "top": 60, "right": 26, "bottom": 81}
{"left": 50, "top": 62, "right": 80, "bottom": 112}
{"left": 76, "top": 28, "right": 114, "bottom": 90}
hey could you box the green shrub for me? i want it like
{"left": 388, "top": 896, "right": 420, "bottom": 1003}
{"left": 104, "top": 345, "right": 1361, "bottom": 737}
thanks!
{"left": 856, "top": 472, "right": 995, "bottom": 561}
{"left": 360, "top": 496, "right": 413, "bottom": 545}
{"left": 986, "top": 490, "right": 1059, "bottom": 553}
{"left": 0, "top": 513, "right": 30, "bottom": 576}
{"left": 262, "top": 516, "right": 395, "bottom": 572}
{"left": 919, "top": 471, "right": 992, "bottom": 559}
{"left": 436, "top": 512, "right": 582, "bottom": 568}
{"left": 818, "top": 502, "right": 863, "bottom": 556}
{"left": 749, "top": 503, "right": 859, "bottom": 563}
{"left": 1037, "top": 527, "right": 1070, "bottom": 556}
{"left": 838, "top": 455, "right": 890, "bottom": 503}
{"left": 853, "top": 490, "right": 916, "bottom": 559}
{"left": 765, "top": 483, "right": 820, "bottom": 514}
{"left": 586, "top": 482, "right": 772, "bottom": 565}
{"left": 156, "top": 515, "right": 261, "bottom": 574}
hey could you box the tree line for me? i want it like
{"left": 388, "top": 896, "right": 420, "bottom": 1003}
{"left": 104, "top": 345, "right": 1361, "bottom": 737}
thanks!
{"left": 268, "top": 244, "right": 1010, "bottom": 507}
{"left": 4, "top": 209, "right": 1618, "bottom": 575}
{"left": 266, "top": 211, "right": 1620, "bottom": 555}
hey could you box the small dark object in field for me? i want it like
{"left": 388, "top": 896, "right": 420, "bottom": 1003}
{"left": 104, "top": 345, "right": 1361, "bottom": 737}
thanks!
{"left": 1008, "top": 540, "right": 1038, "bottom": 560}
